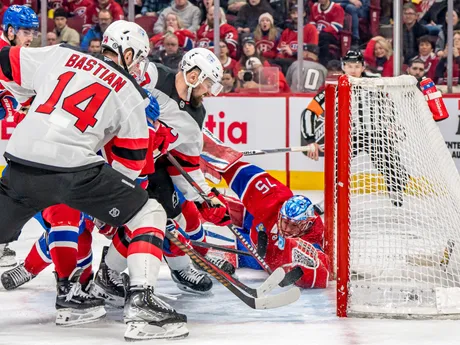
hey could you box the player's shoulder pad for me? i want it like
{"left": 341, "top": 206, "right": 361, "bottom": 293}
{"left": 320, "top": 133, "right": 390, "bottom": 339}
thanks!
{"left": 153, "top": 62, "right": 177, "bottom": 97}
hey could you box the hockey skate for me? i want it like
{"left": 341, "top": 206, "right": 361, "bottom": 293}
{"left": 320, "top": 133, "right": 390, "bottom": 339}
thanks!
{"left": 55, "top": 268, "right": 106, "bottom": 326}
{"left": 1, "top": 262, "right": 36, "bottom": 290}
{"left": 90, "top": 246, "right": 125, "bottom": 307}
{"left": 0, "top": 244, "right": 17, "bottom": 267}
{"left": 123, "top": 274, "right": 189, "bottom": 341}
{"left": 171, "top": 264, "right": 213, "bottom": 294}
{"left": 194, "top": 254, "right": 236, "bottom": 276}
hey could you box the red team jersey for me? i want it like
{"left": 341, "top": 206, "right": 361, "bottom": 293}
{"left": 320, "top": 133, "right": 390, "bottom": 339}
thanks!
{"left": 277, "top": 24, "right": 319, "bottom": 59}
{"left": 221, "top": 56, "right": 239, "bottom": 73}
{"left": 222, "top": 161, "right": 329, "bottom": 288}
{"left": 150, "top": 29, "right": 196, "bottom": 52}
{"left": 413, "top": 52, "right": 439, "bottom": 80}
{"left": 67, "top": 0, "right": 94, "bottom": 22}
{"left": 196, "top": 23, "right": 238, "bottom": 59}
{"left": 255, "top": 33, "right": 279, "bottom": 59}
{"left": 310, "top": 2, "right": 344, "bottom": 39}
{"left": 0, "top": 35, "right": 9, "bottom": 49}
{"left": 84, "top": 0, "right": 124, "bottom": 32}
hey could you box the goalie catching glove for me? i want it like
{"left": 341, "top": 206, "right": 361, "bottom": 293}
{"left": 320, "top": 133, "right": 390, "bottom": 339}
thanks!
{"left": 196, "top": 187, "right": 231, "bottom": 226}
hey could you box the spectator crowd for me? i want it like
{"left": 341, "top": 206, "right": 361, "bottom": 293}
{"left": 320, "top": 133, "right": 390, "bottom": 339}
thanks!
{"left": 4, "top": 0, "right": 460, "bottom": 92}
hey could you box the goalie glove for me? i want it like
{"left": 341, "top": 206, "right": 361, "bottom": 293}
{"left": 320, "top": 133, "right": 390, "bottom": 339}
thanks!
{"left": 196, "top": 188, "right": 231, "bottom": 226}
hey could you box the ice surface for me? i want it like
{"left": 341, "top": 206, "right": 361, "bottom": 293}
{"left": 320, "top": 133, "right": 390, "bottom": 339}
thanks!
{"left": 1, "top": 192, "right": 460, "bottom": 345}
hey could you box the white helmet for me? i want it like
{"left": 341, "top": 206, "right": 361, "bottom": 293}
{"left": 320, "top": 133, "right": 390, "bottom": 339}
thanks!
{"left": 179, "top": 48, "right": 223, "bottom": 101}
{"left": 102, "top": 20, "right": 149, "bottom": 77}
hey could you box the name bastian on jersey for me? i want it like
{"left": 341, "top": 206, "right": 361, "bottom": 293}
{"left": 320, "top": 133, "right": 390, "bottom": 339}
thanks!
{"left": 0, "top": 44, "right": 149, "bottom": 181}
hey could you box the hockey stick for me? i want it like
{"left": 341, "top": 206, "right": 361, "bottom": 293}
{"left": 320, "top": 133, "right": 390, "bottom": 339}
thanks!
{"left": 166, "top": 152, "right": 303, "bottom": 288}
{"left": 242, "top": 146, "right": 313, "bottom": 156}
{"left": 190, "top": 239, "right": 252, "bottom": 257}
{"left": 165, "top": 229, "right": 301, "bottom": 308}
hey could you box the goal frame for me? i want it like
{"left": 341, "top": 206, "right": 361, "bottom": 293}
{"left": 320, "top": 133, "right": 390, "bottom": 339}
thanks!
{"left": 323, "top": 75, "right": 460, "bottom": 319}
{"left": 324, "top": 77, "right": 352, "bottom": 317}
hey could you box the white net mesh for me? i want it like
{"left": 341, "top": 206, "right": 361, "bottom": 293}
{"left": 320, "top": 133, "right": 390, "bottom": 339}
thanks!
{"left": 338, "top": 75, "right": 460, "bottom": 318}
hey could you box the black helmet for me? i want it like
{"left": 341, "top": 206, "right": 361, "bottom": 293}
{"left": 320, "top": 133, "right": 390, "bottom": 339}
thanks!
{"left": 341, "top": 50, "right": 364, "bottom": 64}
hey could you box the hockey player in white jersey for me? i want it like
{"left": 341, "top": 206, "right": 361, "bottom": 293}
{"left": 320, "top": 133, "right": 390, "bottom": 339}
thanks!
{"left": 0, "top": 20, "right": 188, "bottom": 340}
{"left": 95, "top": 48, "right": 232, "bottom": 299}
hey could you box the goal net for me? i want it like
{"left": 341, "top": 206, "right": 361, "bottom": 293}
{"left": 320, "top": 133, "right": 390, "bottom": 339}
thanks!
{"left": 324, "top": 75, "right": 460, "bottom": 318}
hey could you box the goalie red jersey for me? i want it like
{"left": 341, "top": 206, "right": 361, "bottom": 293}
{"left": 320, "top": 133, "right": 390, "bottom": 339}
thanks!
{"left": 221, "top": 161, "right": 329, "bottom": 288}
{"left": 196, "top": 23, "right": 238, "bottom": 59}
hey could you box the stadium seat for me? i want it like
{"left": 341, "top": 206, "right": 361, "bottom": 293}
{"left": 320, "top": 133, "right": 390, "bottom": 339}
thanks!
{"left": 359, "top": 0, "right": 381, "bottom": 43}
{"left": 340, "top": 13, "right": 352, "bottom": 55}
{"left": 38, "top": 17, "right": 56, "bottom": 32}
{"left": 134, "top": 16, "right": 157, "bottom": 37}
{"left": 68, "top": 16, "right": 84, "bottom": 34}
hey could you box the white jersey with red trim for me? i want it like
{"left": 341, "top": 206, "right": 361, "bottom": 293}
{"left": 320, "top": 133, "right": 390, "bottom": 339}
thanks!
{"left": 0, "top": 45, "right": 149, "bottom": 180}
{"left": 141, "top": 62, "right": 212, "bottom": 201}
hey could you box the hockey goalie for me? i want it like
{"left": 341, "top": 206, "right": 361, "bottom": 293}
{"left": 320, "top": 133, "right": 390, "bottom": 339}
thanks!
{"left": 201, "top": 129, "right": 330, "bottom": 288}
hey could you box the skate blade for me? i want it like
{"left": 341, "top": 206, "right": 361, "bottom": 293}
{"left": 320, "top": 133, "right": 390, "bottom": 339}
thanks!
{"left": 90, "top": 282, "right": 124, "bottom": 308}
{"left": 176, "top": 283, "right": 212, "bottom": 296}
{"left": 56, "top": 306, "right": 107, "bottom": 326}
{"left": 0, "top": 257, "right": 17, "bottom": 267}
{"left": 124, "top": 321, "right": 189, "bottom": 341}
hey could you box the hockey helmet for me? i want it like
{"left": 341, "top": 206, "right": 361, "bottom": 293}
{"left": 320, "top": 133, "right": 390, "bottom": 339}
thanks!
{"left": 179, "top": 47, "right": 223, "bottom": 101}
{"left": 2, "top": 5, "right": 39, "bottom": 33}
{"left": 341, "top": 49, "right": 364, "bottom": 68}
{"left": 278, "top": 195, "right": 317, "bottom": 238}
{"left": 102, "top": 20, "right": 150, "bottom": 78}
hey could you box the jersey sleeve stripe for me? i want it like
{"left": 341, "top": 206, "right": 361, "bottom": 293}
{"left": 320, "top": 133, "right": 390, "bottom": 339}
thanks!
{"left": 0, "top": 46, "right": 13, "bottom": 81}
{"left": 111, "top": 154, "right": 146, "bottom": 172}
{"left": 169, "top": 149, "right": 200, "bottom": 166}
{"left": 227, "top": 163, "right": 265, "bottom": 199}
{"left": 112, "top": 137, "right": 149, "bottom": 150}
{"left": 10, "top": 46, "right": 21, "bottom": 85}
{"left": 112, "top": 145, "right": 147, "bottom": 162}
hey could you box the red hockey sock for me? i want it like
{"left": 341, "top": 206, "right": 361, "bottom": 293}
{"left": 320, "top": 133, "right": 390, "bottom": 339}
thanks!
{"left": 77, "top": 228, "right": 93, "bottom": 284}
{"left": 43, "top": 205, "right": 81, "bottom": 279}
{"left": 24, "top": 238, "right": 51, "bottom": 276}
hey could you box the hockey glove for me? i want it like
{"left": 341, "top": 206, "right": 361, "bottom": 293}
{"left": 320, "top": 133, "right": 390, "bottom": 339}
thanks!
{"left": 153, "top": 122, "right": 178, "bottom": 154}
{"left": 196, "top": 188, "right": 231, "bottom": 226}
{"left": 94, "top": 218, "right": 118, "bottom": 239}
{"left": 0, "top": 91, "right": 18, "bottom": 120}
{"left": 143, "top": 88, "right": 160, "bottom": 123}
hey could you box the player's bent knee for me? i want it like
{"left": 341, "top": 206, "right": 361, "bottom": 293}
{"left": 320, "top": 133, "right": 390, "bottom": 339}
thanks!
{"left": 125, "top": 199, "right": 167, "bottom": 234}
{"left": 42, "top": 204, "right": 81, "bottom": 227}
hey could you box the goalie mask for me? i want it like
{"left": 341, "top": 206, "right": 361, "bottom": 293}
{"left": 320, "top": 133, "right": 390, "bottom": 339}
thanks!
{"left": 278, "top": 195, "right": 317, "bottom": 238}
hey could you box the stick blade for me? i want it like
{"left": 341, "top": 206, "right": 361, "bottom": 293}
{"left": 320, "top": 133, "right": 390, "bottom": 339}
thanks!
{"left": 253, "top": 287, "right": 301, "bottom": 309}
{"left": 255, "top": 267, "right": 286, "bottom": 296}
{"left": 279, "top": 266, "right": 304, "bottom": 287}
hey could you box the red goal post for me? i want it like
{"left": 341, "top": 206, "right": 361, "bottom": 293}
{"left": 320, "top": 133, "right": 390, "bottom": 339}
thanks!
{"left": 324, "top": 75, "right": 460, "bottom": 319}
